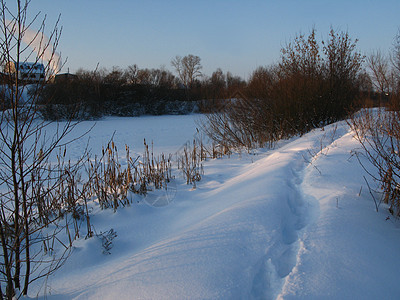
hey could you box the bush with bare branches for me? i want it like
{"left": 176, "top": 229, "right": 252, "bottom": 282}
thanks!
{"left": 0, "top": 1, "right": 92, "bottom": 298}
{"left": 202, "top": 28, "right": 364, "bottom": 152}
{"left": 350, "top": 30, "right": 400, "bottom": 216}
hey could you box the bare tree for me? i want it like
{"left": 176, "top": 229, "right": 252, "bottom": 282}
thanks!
{"left": 280, "top": 28, "right": 323, "bottom": 78}
{"left": 367, "top": 50, "right": 392, "bottom": 95}
{"left": 124, "top": 64, "right": 139, "bottom": 85}
{"left": 322, "top": 28, "right": 364, "bottom": 121}
{"left": 103, "top": 66, "right": 126, "bottom": 86}
{"left": 136, "top": 68, "right": 152, "bottom": 85}
{"left": 150, "top": 67, "right": 176, "bottom": 88}
{"left": 226, "top": 71, "right": 246, "bottom": 95}
{"left": 0, "top": 1, "right": 84, "bottom": 298}
{"left": 171, "top": 54, "right": 202, "bottom": 88}
{"left": 208, "top": 68, "right": 226, "bottom": 99}
{"left": 366, "top": 30, "right": 400, "bottom": 105}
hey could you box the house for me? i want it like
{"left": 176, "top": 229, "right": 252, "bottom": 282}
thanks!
{"left": 4, "top": 61, "right": 45, "bottom": 83}
{"left": 54, "top": 72, "right": 77, "bottom": 83}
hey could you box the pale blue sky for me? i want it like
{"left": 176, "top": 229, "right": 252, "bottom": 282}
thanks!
{"left": 21, "top": 0, "right": 400, "bottom": 78}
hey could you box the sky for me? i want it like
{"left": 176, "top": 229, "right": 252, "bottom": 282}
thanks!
{"left": 14, "top": 0, "right": 400, "bottom": 79}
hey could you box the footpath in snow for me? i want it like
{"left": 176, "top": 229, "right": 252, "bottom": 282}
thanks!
{"left": 36, "top": 118, "right": 400, "bottom": 299}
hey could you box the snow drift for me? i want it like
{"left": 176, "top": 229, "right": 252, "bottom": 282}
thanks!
{"left": 29, "top": 115, "right": 400, "bottom": 299}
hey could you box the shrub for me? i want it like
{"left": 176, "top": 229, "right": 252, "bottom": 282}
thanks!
{"left": 203, "top": 28, "right": 365, "bottom": 151}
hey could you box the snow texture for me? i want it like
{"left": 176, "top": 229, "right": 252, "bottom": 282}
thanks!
{"left": 29, "top": 115, "right": 400, "bottom": 299}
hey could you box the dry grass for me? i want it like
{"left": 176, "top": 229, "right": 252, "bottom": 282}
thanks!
{"left": 350, "top": 104, "right": 400, "bottom": 216}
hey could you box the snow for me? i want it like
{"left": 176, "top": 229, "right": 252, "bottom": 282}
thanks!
{"left": 29, "top": 114, "right": 400, "bottom": 299}
{"left": 44, "top": 114, "right": 202, "bottom": 159}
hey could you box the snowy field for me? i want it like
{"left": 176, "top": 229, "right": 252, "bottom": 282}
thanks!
{"left": 43, "top": 114, "right": 203, "bottom": 159}
{"left": 30, "top": 114, "right": 400, "bottom": 299}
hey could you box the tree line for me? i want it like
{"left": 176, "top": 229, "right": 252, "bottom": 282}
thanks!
{"left": 38, "top": 55, "right": 247, "bottom": 119}
{"left": 38, "top": 27, "right": 395, "bottom": 121}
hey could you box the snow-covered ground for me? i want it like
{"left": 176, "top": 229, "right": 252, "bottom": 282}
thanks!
{"left": 30, "top": 114, "right": 400, "bottom": 299}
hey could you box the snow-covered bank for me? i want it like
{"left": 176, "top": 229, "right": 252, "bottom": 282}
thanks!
{"left": 280, "top": 129, "right": 400, "bottom": 299}
{"left": 31, "top": 116, "right": 400, "bottom": 299}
